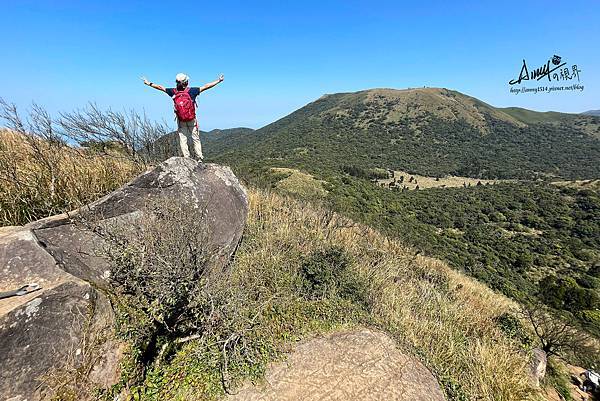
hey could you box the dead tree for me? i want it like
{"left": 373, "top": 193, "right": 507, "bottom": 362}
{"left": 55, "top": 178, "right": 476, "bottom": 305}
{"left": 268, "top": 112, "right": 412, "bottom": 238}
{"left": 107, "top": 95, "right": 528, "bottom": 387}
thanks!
{"left": 59, "top": 103, "right": 169, "bottom": 163}
{"left": 521, "top": 302, "right": 598, "bottom": 366}
{"left": 0, "top": 99, "right": 67, "bottom": 199}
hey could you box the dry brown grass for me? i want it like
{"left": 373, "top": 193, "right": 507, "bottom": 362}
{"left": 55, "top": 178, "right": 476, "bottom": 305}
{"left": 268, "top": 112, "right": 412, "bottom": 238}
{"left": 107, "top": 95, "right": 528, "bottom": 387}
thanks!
{"left": 269, "top": 167, "right": 328, "bottom": 198}
{"left": 552, "top": 179, "right": 600, "bottom": 191}
{"left": 323, "top": 88, "right": 525, "bottom": 133}
{"left": 377, "top": 169, "right": 505, "bottom": 190}
{"left": 234, "top": 189, "right": 539, "bottom": 401}
{"left": 0, "top": 129, "right": 143, "bottom": 226}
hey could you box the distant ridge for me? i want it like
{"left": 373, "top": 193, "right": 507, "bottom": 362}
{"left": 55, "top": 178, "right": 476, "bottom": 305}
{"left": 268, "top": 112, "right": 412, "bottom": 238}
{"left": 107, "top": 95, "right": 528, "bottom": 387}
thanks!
{"left": 202, "top": 127, "right": 255, "bottom": 137}
{"left": 498, "top": 107, "right": 577, "bottom": 124}
{"left": 582, "top": 109, "right": 600, "bottom": 117}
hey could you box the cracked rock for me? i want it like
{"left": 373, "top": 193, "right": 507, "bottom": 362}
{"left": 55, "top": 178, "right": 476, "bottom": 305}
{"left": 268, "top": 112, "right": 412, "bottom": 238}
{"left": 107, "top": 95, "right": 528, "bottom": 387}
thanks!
{"left": 0, "top": 157, "right": 248, "bottom": 400}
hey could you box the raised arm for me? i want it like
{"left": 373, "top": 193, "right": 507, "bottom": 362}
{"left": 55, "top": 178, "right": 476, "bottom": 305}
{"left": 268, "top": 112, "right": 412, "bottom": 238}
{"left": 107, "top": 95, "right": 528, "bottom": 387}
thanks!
{"left": 199, "top": 74, "right": 224, "bottom": 93}
{"left": 141, "top": 77, "right": 166, "bottom": 92}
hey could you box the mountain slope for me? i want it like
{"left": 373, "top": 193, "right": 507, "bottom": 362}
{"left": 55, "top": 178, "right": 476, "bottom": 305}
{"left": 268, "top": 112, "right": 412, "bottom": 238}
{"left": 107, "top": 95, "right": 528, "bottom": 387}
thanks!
{"left": 202, "top": 127, "right": 254, "bottom": 139}
{"left": 582, "top": 109, "right": 600, "bottom": 117}
{"left": 207, "top": 88, "right": 600, "bottom": 180}
{"left": 146, "top": 188, "right": 537, "bottom": 401}
{"left": 499, "top": 107, "right": 576, "bottom": 124}
{"left": 204, "top": 88, "right": 600, "bottom": 342}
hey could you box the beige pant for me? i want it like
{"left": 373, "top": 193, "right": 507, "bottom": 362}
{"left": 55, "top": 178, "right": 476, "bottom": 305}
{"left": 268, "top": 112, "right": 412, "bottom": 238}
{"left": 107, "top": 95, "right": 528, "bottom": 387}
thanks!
{"left": 177, "top": 119, "right": 203, "bottom": 160}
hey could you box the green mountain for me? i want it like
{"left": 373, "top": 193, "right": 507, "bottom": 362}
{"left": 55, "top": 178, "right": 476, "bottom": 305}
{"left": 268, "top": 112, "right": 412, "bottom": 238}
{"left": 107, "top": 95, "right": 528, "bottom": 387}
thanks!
{"left": 582, "top": 109, "right": 600, "bottom": 117}
{"left": 206, "top": 88, "right": 600, "bottom": 180}
{"left": 205, "top": 88, "right": 600, "bottom": 338}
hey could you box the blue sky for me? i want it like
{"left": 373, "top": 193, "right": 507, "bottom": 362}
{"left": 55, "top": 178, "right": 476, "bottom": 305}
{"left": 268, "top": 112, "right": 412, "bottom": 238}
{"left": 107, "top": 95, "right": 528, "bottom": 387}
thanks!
{"left": 2, "top": 0, "right": 599, "bottom": 130}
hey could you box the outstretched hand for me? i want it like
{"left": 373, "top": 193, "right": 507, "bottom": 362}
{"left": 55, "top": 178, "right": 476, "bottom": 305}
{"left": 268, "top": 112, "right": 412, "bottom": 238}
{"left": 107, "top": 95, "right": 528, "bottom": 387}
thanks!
{"left": 218, "top": 74, "right": 224, "bottom": 82}
{"left": 140, "top": 76, "right": 150, "bottom": 85}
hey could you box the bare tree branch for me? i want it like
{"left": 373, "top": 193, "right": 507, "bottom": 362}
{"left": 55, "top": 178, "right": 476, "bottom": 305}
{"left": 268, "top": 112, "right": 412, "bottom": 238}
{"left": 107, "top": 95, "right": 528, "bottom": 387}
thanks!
{"left": 59, "top": 103, "right": 169, "bottom": 164}
{"left": 521, "top": 302, "right": 598, "bottom": 365}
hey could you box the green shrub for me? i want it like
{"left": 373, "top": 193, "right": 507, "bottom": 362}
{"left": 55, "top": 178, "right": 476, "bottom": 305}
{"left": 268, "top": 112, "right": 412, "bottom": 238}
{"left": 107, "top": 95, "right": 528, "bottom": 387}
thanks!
{"left": 301, "top": 247, "right": 349, "bottom": 297}
{"left": 299, "top": 246, "right": 369, "bottom": 307}
{"left": 493, "top": 312, "right": 533, "bottom": 347}
{"left": 102, "top": 199, "right": 213, "bottom": 341}
{"left": 577, "top": 309, "right": 600, "bottom": 337}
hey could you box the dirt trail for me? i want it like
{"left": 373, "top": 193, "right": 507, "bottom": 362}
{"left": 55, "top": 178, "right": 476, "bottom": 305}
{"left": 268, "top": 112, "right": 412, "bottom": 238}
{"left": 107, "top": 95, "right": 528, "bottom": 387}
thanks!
{"left": 228, "top": 328, "right": 445, "bottom": 401}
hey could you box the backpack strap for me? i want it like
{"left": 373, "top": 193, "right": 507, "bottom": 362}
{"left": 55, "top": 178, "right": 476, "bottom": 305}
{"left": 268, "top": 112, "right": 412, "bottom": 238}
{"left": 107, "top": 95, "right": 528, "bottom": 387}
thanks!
{"left": 182, "top": 87, "right": 196, "bottom": 106}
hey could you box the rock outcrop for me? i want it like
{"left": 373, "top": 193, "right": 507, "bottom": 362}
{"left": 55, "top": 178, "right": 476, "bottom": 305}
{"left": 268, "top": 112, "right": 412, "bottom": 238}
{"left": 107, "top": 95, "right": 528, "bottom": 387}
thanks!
{"left": 228, "top": 328, "right": 446, "bottom": 401}
{"left": 530, "top": 348, "right": 547, "bottom": 387}
{"left": 0, "top": 157, "right": 248, "bottom": 400}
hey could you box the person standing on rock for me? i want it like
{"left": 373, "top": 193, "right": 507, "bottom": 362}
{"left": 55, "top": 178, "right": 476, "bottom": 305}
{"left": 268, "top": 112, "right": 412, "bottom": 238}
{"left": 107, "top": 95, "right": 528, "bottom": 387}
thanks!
{"left": 142, "top": 73, "right": 224, "bottom": 160}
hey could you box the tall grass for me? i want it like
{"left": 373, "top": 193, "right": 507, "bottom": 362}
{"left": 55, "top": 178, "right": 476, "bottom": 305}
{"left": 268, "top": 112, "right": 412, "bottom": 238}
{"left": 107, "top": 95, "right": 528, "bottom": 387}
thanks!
{"left": 249, "top": 190, "right": 537, "bottom": 400}
{"left": 0, "top": 130, "right": 142, "bottom": 226}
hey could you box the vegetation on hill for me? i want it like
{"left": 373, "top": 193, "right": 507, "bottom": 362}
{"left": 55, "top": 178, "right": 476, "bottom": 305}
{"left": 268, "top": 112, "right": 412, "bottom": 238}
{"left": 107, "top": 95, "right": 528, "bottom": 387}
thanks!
{"left": 103, "top": 189, "right": 537, "bottom": 401}
{"left": 0, "top": 130, "right": 143, "bottom": 226}
{"left": 219, "top": 165, "right": 600, "bottom": 337}
{"left": 204, "top": 89, "right": 600, "bottom": 365}
{"left": 329, "top": 178, "right": 600, "bottom": 334}
{"left": 499, "top": 107, "right": 577, "bottom": 124}
{"left": 500, "top": 107, "right": 600, "bottom": 138}
{"left": 206, "top": 88, "right": 600, "bottom": 180}
{"left": 204, "top": 87, "right": 599, "bottom": 324}
{"left": 201, "top": 127, "right": 255, "bottom": 139}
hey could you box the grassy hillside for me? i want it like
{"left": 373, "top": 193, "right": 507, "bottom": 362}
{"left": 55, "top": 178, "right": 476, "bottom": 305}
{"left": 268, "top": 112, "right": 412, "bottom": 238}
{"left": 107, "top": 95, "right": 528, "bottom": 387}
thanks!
{"left": 113, "top": 188, "right": 537, "bottom": 401}
{"left": 329, "top": 179, "right": 600, "bottom": 327}
{"left": 201, "top": 127, "right": 255, "bottom": 141}
{"left": 204, "top": 88, "right": 600, "bottom": 341}
{"left": 499, "top": 107, "right": 575, "bottom": 124}
{"left": 206, "top": 88, "right": 600, "bottom": 180}
{"left": 500, "top": 107, "right": 600, "bottom": 138}
{"left": 226, "top": 166, "right": 600, "bottom": 336}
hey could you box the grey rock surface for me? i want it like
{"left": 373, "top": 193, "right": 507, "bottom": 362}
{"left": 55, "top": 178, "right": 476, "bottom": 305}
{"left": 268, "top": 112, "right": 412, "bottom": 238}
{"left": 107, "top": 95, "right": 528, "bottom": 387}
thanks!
{"left": 30, "top": 157, "right": 248, "bottom": 286}
{"left": 0, "top": 157, "right": 248, "bottom": 400}
{"left": 228, "top": 328, "right": 446, "bottom": 401}
{"left": 0, "top": 226, "right": 117, "bottom": 401}
{"left": 530, "top": 348, "right": 547, "bottom": 387}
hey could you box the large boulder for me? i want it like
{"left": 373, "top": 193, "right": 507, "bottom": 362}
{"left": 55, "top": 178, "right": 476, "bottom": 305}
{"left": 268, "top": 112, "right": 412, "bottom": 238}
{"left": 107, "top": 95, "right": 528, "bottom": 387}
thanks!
{"left": 0, "top": 226, "right": 118, "bottom": 401}
{"left": 0, "top": 157, "right": 248, "bottom": 400}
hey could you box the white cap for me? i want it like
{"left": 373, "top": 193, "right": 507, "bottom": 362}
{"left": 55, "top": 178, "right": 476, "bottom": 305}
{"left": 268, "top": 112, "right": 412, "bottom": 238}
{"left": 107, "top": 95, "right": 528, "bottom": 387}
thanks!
{"left": 175, "top": 73, "right": 189, "bottom": 83}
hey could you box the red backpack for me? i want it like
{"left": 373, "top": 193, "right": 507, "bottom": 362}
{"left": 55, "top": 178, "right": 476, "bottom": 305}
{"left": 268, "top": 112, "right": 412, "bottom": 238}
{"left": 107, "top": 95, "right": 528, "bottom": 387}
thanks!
{"left": 172, "top": 88, "right": 196, "bottom": 121}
